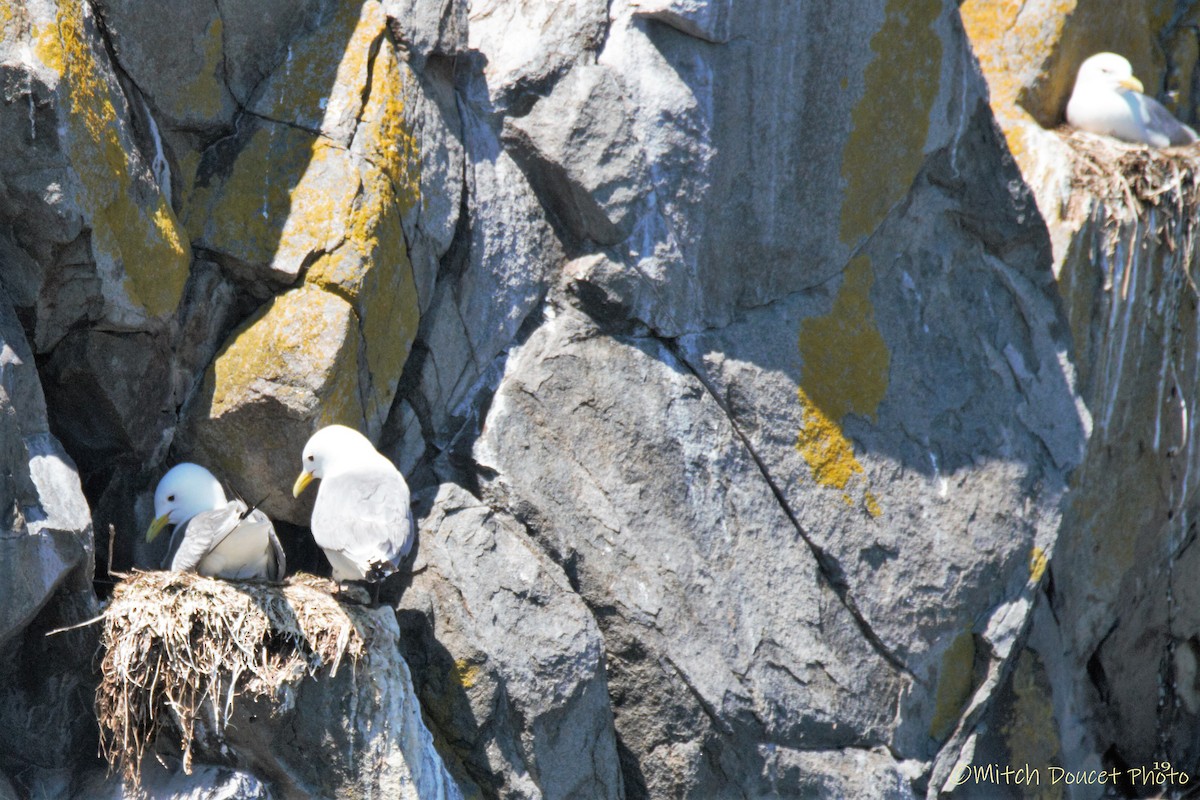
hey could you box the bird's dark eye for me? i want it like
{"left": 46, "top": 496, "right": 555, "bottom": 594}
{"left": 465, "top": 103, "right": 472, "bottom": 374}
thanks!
{"left": 307, "top": 455, "right": 314, "bottom": 462}
{"left": 167, "top": 494, "right": 175, "bottom": 502}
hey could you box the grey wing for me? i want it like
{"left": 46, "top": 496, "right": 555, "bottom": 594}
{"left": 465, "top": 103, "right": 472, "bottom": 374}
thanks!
{"left": 251, "top": 507, "right": 287, "bottom": 581}
{"left": 1143, "top": 95, "right": 1198, "bottom": 145}
{"left": 314, "top": 468, "right": 414, "bottom": 570}
{"left": 166, "top": 505, "right": 241, "bottom": 572}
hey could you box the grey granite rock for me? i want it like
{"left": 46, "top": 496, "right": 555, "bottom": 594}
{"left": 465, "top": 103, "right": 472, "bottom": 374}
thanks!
{"left": 504, "top": 64, "right": 648, "bottom": 247}
{"left": 0, "top": 292, "right": 93, "bottom": 644}
{"left": 476, "top": 306, "right": 909, "bottom": 798}
{"left": 384, "top": 0, "right": 468, "bottom": 59}
{"left": 467, "top": 0, "right": 608, "bottom": 113}
{"left": 397, "top": 484, "right": 623, "bottom": 800}
{"left": 212, "top": 603, "right": 465, "bottom": 800}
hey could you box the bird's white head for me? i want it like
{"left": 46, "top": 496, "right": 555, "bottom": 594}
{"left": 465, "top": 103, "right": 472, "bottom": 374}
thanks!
{"left": 147, "top": 463, "right": 228, "bottom": 541}
{"left": 1076, "top": 52, "right": 1144, "bottom": 95}
{"left": 293, "top": 424, "right": 376, "bottom": 497}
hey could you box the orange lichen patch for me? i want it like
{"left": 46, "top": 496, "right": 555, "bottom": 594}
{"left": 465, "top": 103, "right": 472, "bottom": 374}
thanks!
{"left": 864, "top": 492, "right": 882, "bottom": 518}
{"left": 960, "top": 0, "right": 1072, "bottom": 109}
{"left": 186, "top": 124, "right": 345, "bottom": 269}
{"left": 1, "top": 5, "right": 23, "bottom": 45}
{"left": 31, "top": 19, "right": 65, "bottom": 74}
{"left": 306, "top": 180, "right": 419, "bottom": 426}
{"left": 34, "top": 0, "right": 189, "bottom": 318}
{"left": 354, "top": 42, "right": 421, "bottom": 215}
{"left": 450, "top": 659, "right": 480, "bottom": 691}
{"left": 839, "top": 0, "right": 941, "bottom": 249}
{"left": 804, "top": 0, "right": 940, "bottom": 513}
{"left": 796, "top": 255, "right": 889, "bottom": 511}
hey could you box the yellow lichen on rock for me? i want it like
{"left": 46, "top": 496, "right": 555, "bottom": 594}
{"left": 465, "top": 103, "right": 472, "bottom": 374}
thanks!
{"left": 355, "top": 41, "right": 421, "bottom": 217}
{"left": 186, "top": 124, "right": 349, "bottom": 273}
{"left": 794, "top": 0, "right": 940, "bottom": 512}
{"left": 305, "top": 39, "right": 421, "bottom": 427}
{"left": 35, "top": 0, "right": 189, "bottom": 320}
{"left": 208, "top": 285, "right": 363, "bottom": 425}
{"left": 175, "top": 15, "right": 226, "bottom": 122}
{"left": 839, "top": 0, "right": 941, "bottom": 250}
{"left": 451, "top": 659, "right": 480, "bottom": 691}
{"left": 796, "top": 394, "right": 865, "bottom": 492}
{"left": 2, "top": 5, "right": 24, "bottom": 48}
{"left": 251, "top": 0, "right": 382, "bottom": 138}
{"left": 929, "top": 630, "right": 976, "bottom": 741}
{"left": 796, "top": 256, "right": 888, "bottom": 512}
{"left": 1001, "top": 650, "right": 1063, "bottom": 800}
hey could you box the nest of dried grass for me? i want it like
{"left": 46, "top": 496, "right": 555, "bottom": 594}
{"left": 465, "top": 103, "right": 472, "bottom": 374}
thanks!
{"left": 1056, "top": 128, "right": 1200, "bottom": 296}
{"left": 97, "top": 571, "right": 375, "bottom": 787}
{"left": 1059, "top": 126, "right": 1200, "bottom": 214}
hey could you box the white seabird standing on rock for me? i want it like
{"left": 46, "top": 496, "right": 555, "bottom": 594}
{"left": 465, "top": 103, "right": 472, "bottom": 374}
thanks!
{"left": 292, "top": 425, "right": 415, "bottom": 584}
{"left": 146, "top": 463, "right": 286, "bottom": 580}
{"left": 1066, "top": 52, "right": 1198, "bottom": 147}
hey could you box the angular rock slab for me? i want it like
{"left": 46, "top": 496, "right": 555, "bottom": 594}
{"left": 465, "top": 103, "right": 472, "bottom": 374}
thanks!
{"left": 184, "top": 2, "right": 423, "bottom": 444}
{"left": 476, "top": 306, "right": 905, "bottom": 798}
{"left": 0, "top": 291, "right": 92, "bottom": 645}
{"left": 75, "top": 759, "right": 271, "bottom": 800}
{"left": 397, "top": 484, "right": 623, "bottom": 800}
{"left": 504, "top": 64, "right": 649, "bottom": 247}
{"left": 549, "top": 0, "right": 970, "bottom": 335}
{"left": 214, "top": 604, "right": 463, "bottom": 800}
{"left": 177, "top": 285, "right": 365, "bottom": 526}
{"left": 400, "top": 77, "right": 562, "bottom": 450}
{"left": 91, "top": 0, "right": 236, "bottom": 131}
{"left": 0, "top": 290, "right": 98, "bottom": 798}
{"left": 468, "top": 0, "right": 608, "bottom": 112}
{"left": 0, "top": 0, "right": 190, "bottom": 351}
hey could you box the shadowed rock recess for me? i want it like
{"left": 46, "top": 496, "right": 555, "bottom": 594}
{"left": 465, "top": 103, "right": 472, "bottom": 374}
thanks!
{"left": 1, "top": 0, "right": 1195, "bottom": 797}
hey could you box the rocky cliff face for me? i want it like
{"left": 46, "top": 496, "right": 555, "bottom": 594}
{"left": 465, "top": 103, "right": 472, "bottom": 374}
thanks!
{"left": 0, "top": 0, "right": 1189, "bottom": 797}
{"left": 959, "top": 2, "right": 1200, "bottom": 796}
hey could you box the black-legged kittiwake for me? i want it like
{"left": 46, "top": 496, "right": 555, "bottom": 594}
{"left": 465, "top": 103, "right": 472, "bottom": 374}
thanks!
{"left": 146, "top": 463, "right": 286, "bottom": 581}
{"left": 292, "top": 425, "right": 415, "bottom": 584}
{"left": 1066, "top": 52, "right": 1198, "bottom": 147}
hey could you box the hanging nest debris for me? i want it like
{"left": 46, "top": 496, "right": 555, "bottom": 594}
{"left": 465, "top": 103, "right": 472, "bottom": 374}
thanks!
{"left": 1058, "top": 126, "right": 1200, "bottom": 213}
{"left": 97, "top": 571, "right": 375, "bottom": 788}
{"left": 1055, "top": 127, "right": 1200, "bottom": 296}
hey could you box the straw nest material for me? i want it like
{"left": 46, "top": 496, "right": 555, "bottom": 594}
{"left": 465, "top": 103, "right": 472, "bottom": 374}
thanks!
{"left": 1059, "top": 126, "right": 1200, "bottom": 214}
{"left": 97, "top": 571, "right": 375, "bottom": 786}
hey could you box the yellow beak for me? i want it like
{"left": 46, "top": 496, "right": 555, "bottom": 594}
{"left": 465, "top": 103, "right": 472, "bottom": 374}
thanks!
{"left": 1119, "top": 75, "right": 1145, "bottom": 94}
{"left": 145, "top": 513, "right": 171, "bottom": 542}
{"left": 292, "top": 470, "right": 315, "bottom": 498}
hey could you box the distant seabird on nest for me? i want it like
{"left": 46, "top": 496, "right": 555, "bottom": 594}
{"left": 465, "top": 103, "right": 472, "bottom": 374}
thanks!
{"left": 1066, "top": 52, "right": 1198, "bottom": 147}
{"left": 146, "top": 463, "right": 286, "bottom": 581}
{"left": 292, "top": 425, "right": 414, "bottom": 584}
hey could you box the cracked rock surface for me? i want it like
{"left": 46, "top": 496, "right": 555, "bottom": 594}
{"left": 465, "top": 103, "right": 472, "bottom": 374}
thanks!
{"left": 4, "top": 0, "right": 1183, "bottom": 797}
